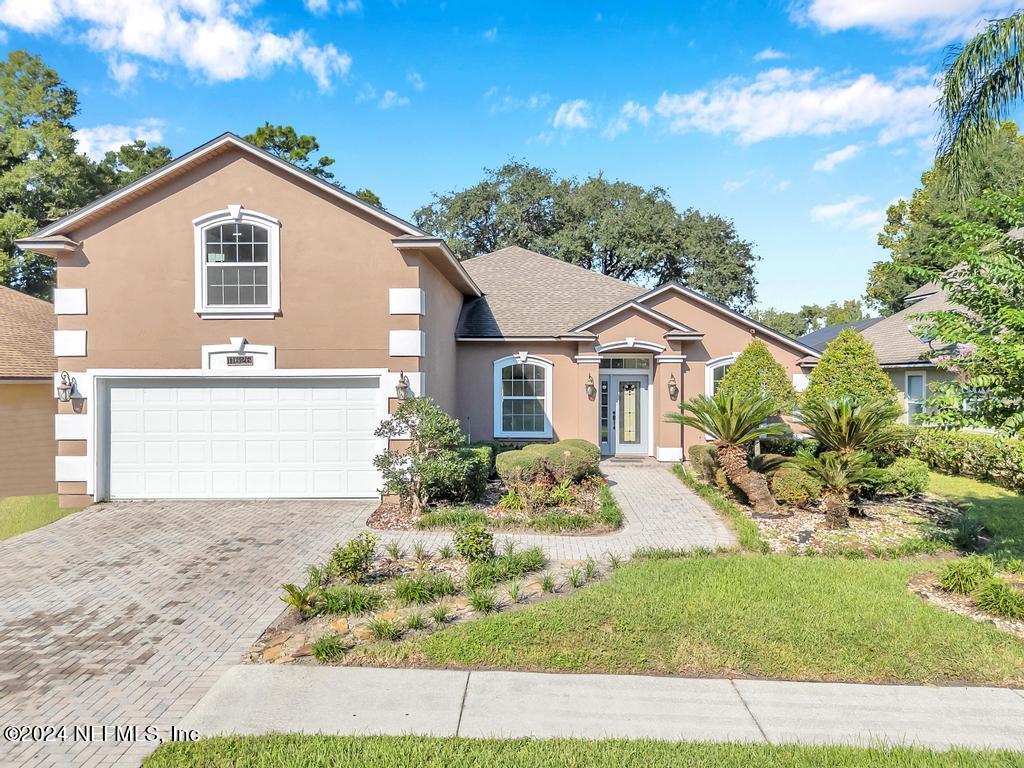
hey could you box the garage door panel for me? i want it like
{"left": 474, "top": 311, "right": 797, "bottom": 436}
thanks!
{"left": 107, "top": 379, "right": 382, "bottom": 499}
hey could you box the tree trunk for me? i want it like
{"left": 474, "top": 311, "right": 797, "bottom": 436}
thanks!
{"left": 716, "top": 443, "right": 778, "bottom": 514}
{"left": 822, "top": 494, "right": 849, "bottom": 529}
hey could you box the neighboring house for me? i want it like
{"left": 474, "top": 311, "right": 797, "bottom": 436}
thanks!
{"left": 18, "top": 133, "right": 820, "bottom": 509}
{"left": 798, "top": 282, "right": 956, "bottom": 423}
{"left": 0, "top": 286, "right": 56, "bottom": 497}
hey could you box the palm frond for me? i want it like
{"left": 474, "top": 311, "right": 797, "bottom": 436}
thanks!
{"left": 788, "top": 450, "right": 878, "bottom": 495}
{"left": 797, "top": 397, "right": 901, "bottom": 454}
{"left": 667, "top": 390, "right": 788, "bottom": 446}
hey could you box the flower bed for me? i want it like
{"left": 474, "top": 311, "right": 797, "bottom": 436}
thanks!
{"left": 251, "top": 533, "right": 609, "bottom": 665}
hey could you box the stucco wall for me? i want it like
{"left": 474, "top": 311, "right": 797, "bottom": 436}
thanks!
{"left": 887, "top": 368, "right": 955, "bottom": 424}
{"left": 0, "top": 382, "right": 56, "bottom": 497}
{"left": 419, "top": 258, "right": 463, "bottom": 415}
{"left": 58, "top": 148, "right": 423, "bottom": 372}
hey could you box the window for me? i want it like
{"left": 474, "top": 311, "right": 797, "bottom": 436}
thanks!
{"left": 193, "top": 208, "right": 280, "bottom": 318}
{"left": 493, "top": 355, "right": 553, "bottom": 438}
{"left": 705, "top": 355, "right": 736, "bottom": 395}
{"left": 905, "top": 372, "right": 926, "bottom": 424}
{"left": 599, "top": 357, "right": 650, "bottom": 369}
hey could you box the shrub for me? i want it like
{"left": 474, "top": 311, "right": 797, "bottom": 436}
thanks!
{"left": 718, "top": 339, "right": 797, "bottom": 414}
{"left": 803, "top": 328, "right": 899, "bottom": 408}
{"left": 497, "top": 486, "right": 525, "bottom": 511}
{"left": 495, "top": 449, "right": 544, "bottom": 485}
{"left": 750, "top": 453, "right": 787, "bottom": 475}
{"left": 422, "top": 446, "right": 490, "bottom": 504}
{"left": 938, "top": 555, "right": 994, "bottom": 594}
{"left": 469, "top": 442, "right": 497, "bottom": 476}
{"left": 321, "top": 585, "right": 383, "bottom": 615}
{"left": 366, "top": 617, "right": 402, "bottom": 642}
{"left": 894, "top": 428, "right": 1024, "bottom": 493}
{"left": 759, "top": 435, "right": 818, "bottom": 457}
{"left": 429, "top": 602, "right": 451, "bottom": 625}
{"left": 949, "top": 512, "right": 986, "bottom": 551}
{"left": 973, "top": 578, "right": 1024, "bottom": 620}
{"left": 880, "top": 457, "right": 930, "bottom": 496}
{"left": 770, "top": 467, "right": 822, "bottom": 507}
{"left": 330, "top": 532, "right": 378, "bottom": 582}
{"left": 373, "top": 397, "right": 468, "bottom": 513}
{"left": 280, "top": 583, "right": 322, "bottom": 619}
{"left": 687, "top": 444, "right": 719, "bottom": 484}
{"left": 453, "top": 522, "right": 494, "bottom": 562}
{"left": 405, "top": 612, "right": 427, "bottom": 631}
{"left": 466, "top": 547, "right": 546, "bottom": 588}
{"left": 311, "top": 633, "right": 346, "bottom": 663}
{"left": 393, "top": 573, "right": 458, "bottom": 605}
{"left": 495, "top": 440, "right": 599, "bottom": 484}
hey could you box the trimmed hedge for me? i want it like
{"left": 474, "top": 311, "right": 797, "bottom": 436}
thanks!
{"left": 688, "top": 444, "right": 719, "bottom": 484}
{"left": 880, "top": 457, "right": 930, "bottom": 497}
{"left": 496, "top": 440, "right": 600, "bottom": 485}
{"left": 771, "top": 467, "right": 821, "bottom": 507}
{"left": 422, "top": 446, "right": 491, "bottom": 503}
{"left": 883, "top": 426, "right": 1024, "bottom": 492}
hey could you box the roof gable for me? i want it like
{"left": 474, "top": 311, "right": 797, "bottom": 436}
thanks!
{"left": 570, "top": 299, "right": 701, "bottom": 336}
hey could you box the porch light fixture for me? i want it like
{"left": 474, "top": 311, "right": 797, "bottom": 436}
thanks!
{"left": 585, "top": 373, "right": 596, "bottom": 399}
{"left": 667, "top": 373, "right": 679, "bottom": 400}
{"left": 56, "top": 371, "right": 77, "bottom": 403}
{"left": 395, "top": 371, "right": 411, "bottom": 400}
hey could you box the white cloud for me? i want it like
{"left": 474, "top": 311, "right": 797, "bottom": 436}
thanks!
{"left": 106, "top": 55, "right": 140, "bottom": 89}
{"left": 552, "top": 99, "right": 591, "bottom": 130}
{"left": 482, "top": 26, "right": 497, "bottom": 42}
{"left": 753, "top": 47, "right": 787, "bottom": 61}
{"left": 794, "top": 0, "right": 1017, "bottom": 44}
{"left": 73, "top": 119, "right": 164, "bottom": 160}
{"left": 774, "top": 179, "right": 792, "bottom": 192}
{"left": 337, "top": 0, "right": 362, "bottom": 13}
{"left": 0, "top": 0, "right": 353, "bottom": 90}
{"left": 811, "top": 194, "right": 869, "bottom": 221}
{"left": 654, "top": 67, "right": 936, "bottom": 145}
{"left": 407, "top": 71, "right": 425, "bottom": 91}
{"left": 484, "top": 87, "right": 550, "bottom": 114}
{"left": 304, "top": 0, "right": 329, "bottom": 13}
{"left": 603, "top": 100, "right": 651, "bottom": 139}
{"left": 810, "top": 194, "right": 883, "bottom": 229}
{"left": 379, "top": 90, "right": 409, "bottom": 109}
{"left": 722, "top": 179, "right": 748, "bottom": 192}
{"left": 813, "top": 143, "right": 862, "bottom": 171}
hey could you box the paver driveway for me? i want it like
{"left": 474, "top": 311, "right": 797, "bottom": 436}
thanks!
{"left": 0, "top": 498, "right": 374, "bottom": 768}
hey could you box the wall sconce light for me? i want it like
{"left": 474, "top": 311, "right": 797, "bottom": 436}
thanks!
{"left": 585, "top": 373, "right": 596, "bottom": 399}
{"left": 667, "top": 373, "right": 679, "bottom": 400}
{"left": 395, "top": 371, "right": 410, "bottom": 400}
{"left": 56, "top": 371, "right": 77, "bottom": 403}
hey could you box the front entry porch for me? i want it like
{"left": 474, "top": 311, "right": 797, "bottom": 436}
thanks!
{"left": 598, "top": 358, "right": 652, "bottom": 457}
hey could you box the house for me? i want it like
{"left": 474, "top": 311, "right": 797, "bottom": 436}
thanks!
{"left": 0, "top": 286, "right": 56, "bottom": 497}
{"left": 798, "top": 282, "right": 956, "bottom": 423}
{"left": 17, "top": 133, "right": 820, "bottom": 510}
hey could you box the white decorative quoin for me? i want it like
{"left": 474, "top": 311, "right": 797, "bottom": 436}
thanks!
{"left": 389, "top": 330, "right": 425, "bottom": 357}
{"left": 53, "top": 330, "right": 87, "bottom": 357}
{"left": 53, "top": 288, "right": 87, "bottom": 315}
{"left": 388, "top": 288, "right": 425, "bottom": 315}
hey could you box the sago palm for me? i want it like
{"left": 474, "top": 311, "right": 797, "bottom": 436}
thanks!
{"left": 798, "top": 397, "right": 901, "bottom": 456}
{"left": 939, "top": 11, "right": 1024, "bottom": 197}
{"left": 668, "top": 391, "right": 787, "bottom": 513}
{"left": 789, "top": 450, "right": 880, "bottom": 529}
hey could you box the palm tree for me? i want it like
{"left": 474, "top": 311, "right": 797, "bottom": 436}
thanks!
{"left": 798, "top": 397, "right": 901, "bottom": 456}
{"left": 668, "top": 391, "right": 787, "bottom": 513}
{"left": 790, "top": 450, "right": 880, "bottom": 529}
{"left": 939, "top": 11, "right": 1024, "bottom": 197}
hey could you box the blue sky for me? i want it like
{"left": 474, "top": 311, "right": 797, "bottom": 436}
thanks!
{"left": 1, "top": 0, "right": 1019, "bottom": 311}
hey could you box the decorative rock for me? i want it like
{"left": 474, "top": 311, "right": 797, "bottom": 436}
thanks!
{"left": 261, "top": 645, "right": 285, "bottom": 662}
{"left": 354, "top": 625, "right": 376, "bottom": 642}
{"left": 264, "top": 631, "right": 292, "bottom": 646}
{"left": 292, "top": 644, "right": 314, "bottom": 658}
{"left": 329, "top": 618, "right": 350, "bottom": 633}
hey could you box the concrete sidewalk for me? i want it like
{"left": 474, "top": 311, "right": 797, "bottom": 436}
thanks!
{"left": 180, "top": 665, "right": 1024, "bottom": 750}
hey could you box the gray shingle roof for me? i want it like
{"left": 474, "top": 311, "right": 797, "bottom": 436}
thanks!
{"left": 798, "top": 318, "right": 881, "bottom": 352}
{"left": 457, "top": 247, "right": 643, "bottom": 337}
{"left": 860, "top": 288, "right": 955, "bottom": 366}
{"left": 0, "top": 286, "right": 55, "bottom": 378}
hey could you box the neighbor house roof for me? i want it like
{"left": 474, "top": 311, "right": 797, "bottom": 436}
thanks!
{"left": 860, "top": 287, "right": 954, "bottom": 367}
{"left": 797, "top": 318, "right": 881, "bottom": 352}
{"left": 458, "top": 246, "right": 643, "bottom": 337}
{"left": 0, "top": 286, "right": 55, "bottom": 379}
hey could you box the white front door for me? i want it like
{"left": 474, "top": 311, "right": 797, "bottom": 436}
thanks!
{"left": 105, "top": 378, "right": 383, "bottom": 499}
{"left": 600, "top": 373, "right": 649, "bottom": 456}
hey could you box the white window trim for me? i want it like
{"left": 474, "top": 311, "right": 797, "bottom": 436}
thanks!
{"left": 193, "top": 206, "right": 281, "bottom": 319}
{"left": 704, "top": 354, "right": 737, "bottom": 395}
{"left": 904, "top": 370, "right": 927, "bottom": 424}
{"left": 493, "top": 354, "right": 553, "bottom": 439}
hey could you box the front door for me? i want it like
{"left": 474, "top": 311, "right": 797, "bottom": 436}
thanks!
{"left": 599, "top": 374, "right": 648, "bottom": 456}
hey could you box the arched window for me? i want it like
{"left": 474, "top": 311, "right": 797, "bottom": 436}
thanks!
{"left": 193, "top": 208, "right": 280, "bottom": 318}
{"left": 493, "top": 355, "right": 553, "bottom": 438}
{"left": 705, "top": 354, "right": 736, "bottom": 395}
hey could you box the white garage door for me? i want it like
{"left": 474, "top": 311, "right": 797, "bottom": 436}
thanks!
{"left": 106, "top": 378, "right": 383, "bottom": 499}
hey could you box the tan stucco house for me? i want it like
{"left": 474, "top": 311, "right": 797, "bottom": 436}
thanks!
{"left": 798, "top": 282, "right": 956, "bottom": 424}
{"left": 17, "top": 133, "right": 820, "bottom": 509}
{"left": 0, "top": 286, "right": 57, "bottom": 497}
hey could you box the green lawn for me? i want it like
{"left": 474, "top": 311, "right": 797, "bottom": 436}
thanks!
{"left": 0, "top": 494, "right": 73, "bottom": 541}
{"left": 352, "top": 553, "right": 1024, "bottom": 685}
{"left": 143, "top": 735, "right": 1021, "bottom": 768}
{"left": 929, "top": 472, "right": 1024, "bottom": 559}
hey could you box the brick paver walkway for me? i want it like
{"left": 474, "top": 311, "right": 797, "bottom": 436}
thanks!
{"left": 0, "top": 460, "right": 729, "bottom": 767}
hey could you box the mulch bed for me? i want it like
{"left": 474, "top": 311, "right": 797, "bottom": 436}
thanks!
{"left": 909, "top": 571, "right": 1024, "bottom": 639}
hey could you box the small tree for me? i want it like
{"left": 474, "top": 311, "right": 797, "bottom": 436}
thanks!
{"left": 803, "top": 329, "right": 898, "bottom": 408}
{"left": 718, "top": 339, "right": 797, "bottom": 414}
{"left": 373, "top": 397, "right": 464, "bottom": 514}
{"left": 790, "top": 450, "right": 881, "bottom": 529}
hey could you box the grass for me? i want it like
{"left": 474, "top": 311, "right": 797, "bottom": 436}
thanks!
{"left": 929, "top": 472, "right": 1024, "bottom": 560}
{"left": 671, "top": 465, "right": 767, "bottom": 553}
{"left": 354, "top": 554, "right": 1024, "bottom": 685}
{"left": 465, "top": 547, "right": 546, "bottom": 589}
{"left": 321, "top": 585, "right": 383, "bottom": 615}
{"left": 0, "top": 494, "right": 72, "bottom": 541}
{"left": 418, "top": 506, "right": 488, "bottom": 529}
{"left": 143, "top": 734, "right": 1021, "bottom": 768}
